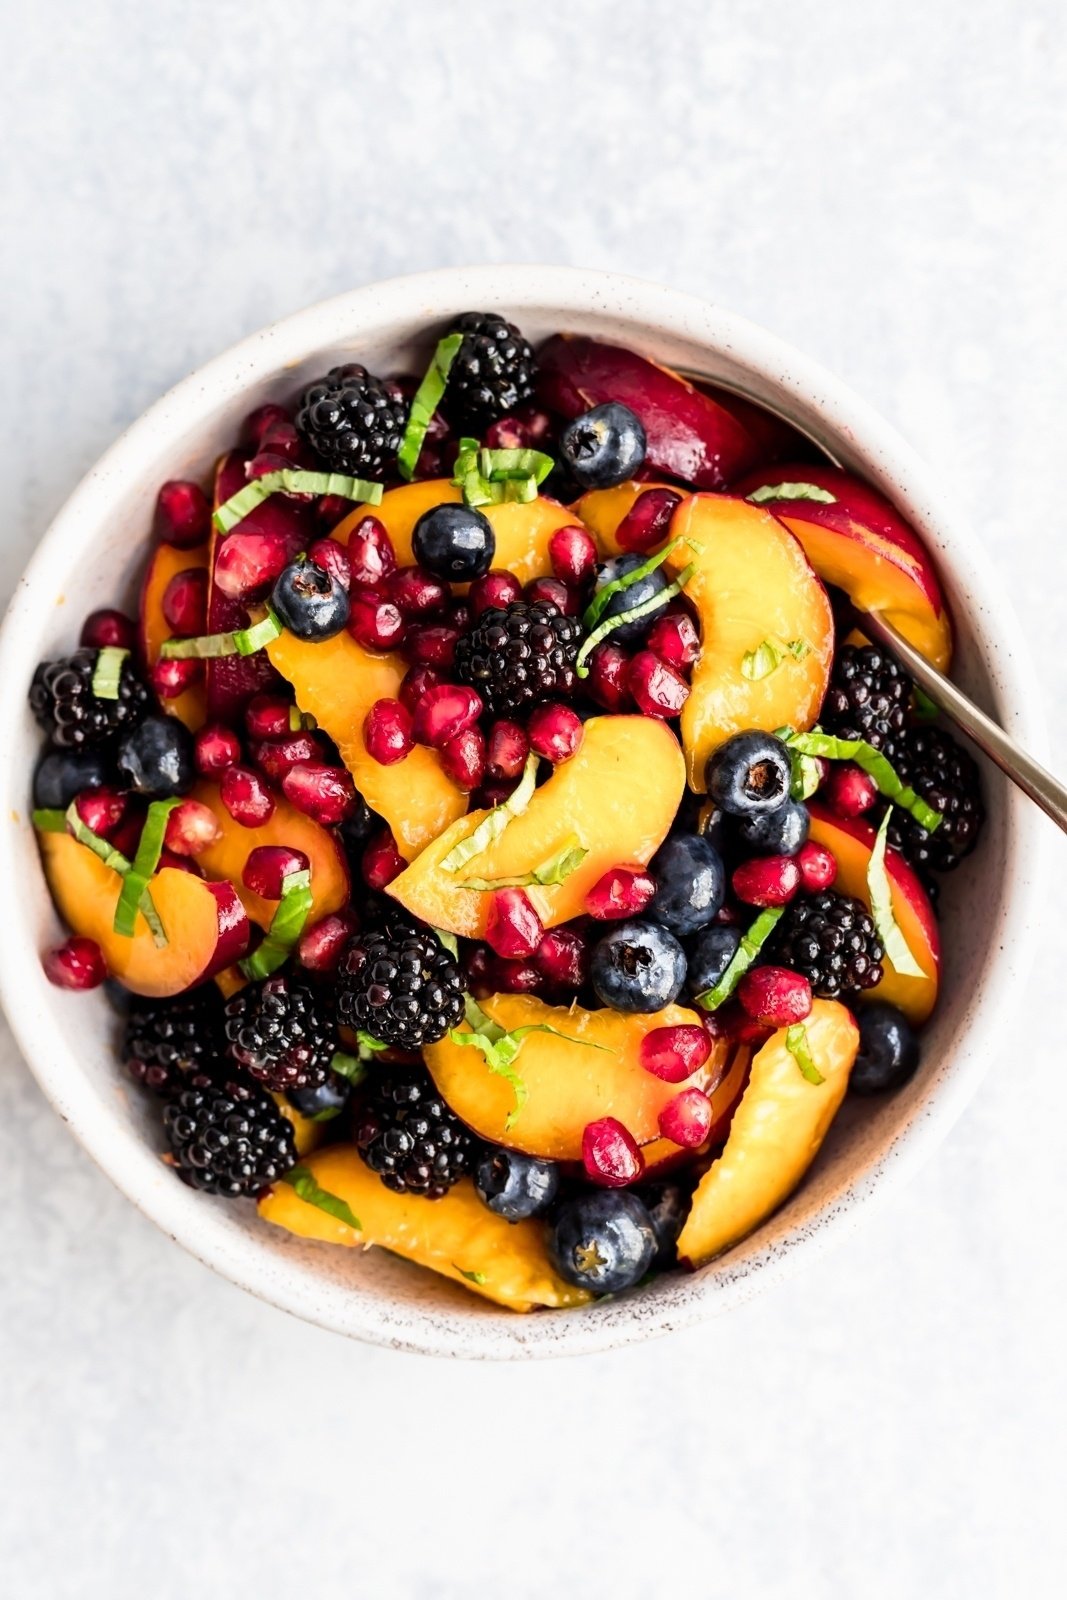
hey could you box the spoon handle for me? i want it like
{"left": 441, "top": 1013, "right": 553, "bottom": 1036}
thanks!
{"left": 859, "top": 612, "right": 1067, "bottom": 837}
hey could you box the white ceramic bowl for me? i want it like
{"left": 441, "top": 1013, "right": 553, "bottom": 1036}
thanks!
{"left": 0, "top": 267, "right": 1044, "bottom": 1358}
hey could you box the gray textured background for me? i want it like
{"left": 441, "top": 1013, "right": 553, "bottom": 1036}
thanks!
{"left": 3, "top": 2, "right": 1065, "bottom": 1596}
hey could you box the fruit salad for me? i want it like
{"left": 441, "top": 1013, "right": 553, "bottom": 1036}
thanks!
{"left": 28, "top": 313, "right": 984, "bottom": 1312}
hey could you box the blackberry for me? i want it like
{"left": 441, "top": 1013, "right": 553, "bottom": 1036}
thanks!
{"left": 888, "top": 725, "right": 983, "bottom": 872}
{"left": 163, "top": 1083, "right": 295, "bottom": 1198}
{"left": 30, "top": 649, "right": 149, "bottom": 750}
{"left": 454, "top": 601, "right": 582, "bottom": 718}
{"left": 443, "top": 311, "right": 536, "bottom": 433}
{"left": 336, "top": 920, "right": 464, "bottom": 1050}
{"left": 295, "top": 364, "right": 406, "bottom": 479}
{"left": 821, "top": 643, "right": 912, "bottom": 764}
{"left": 224, "top": 971, "right": 337, "bottom": 1092}
{"left": 354, "top": 1061, "right": 475, "bottom": 1198}
{"left": 124, "top": 985, "right": 228, "bottom": 1096}
{"left": 770, "top": 889, "right": 885, "bottom": 1000}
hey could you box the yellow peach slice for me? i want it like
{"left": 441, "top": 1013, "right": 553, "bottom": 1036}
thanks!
{"left": 139, "top": 540, "right": 209, "bottom": 731}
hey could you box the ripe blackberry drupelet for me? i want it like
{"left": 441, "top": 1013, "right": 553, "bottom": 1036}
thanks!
{"left": 443, "top": 311, "right": 536, "bottom": 432}
{"left": 354, "top": 1061, "right": 475, "bottom": 1199}
{"left": 336, "top": 920, "right": 464, "bottom": 1050}
{"left": 889, "top": 725, "right": 983, "bottom": 872}
{"left": 224, "top": 972, "right": 337, "bottom": 1092}
{"left": 30, "top": 649, "right": 149, "bottom": 750}
{"left": 770, "top": 889, "right": 885, "bottom": 1000}
{"left": 163, "top": 1083, "right": 296, "bottom": 1198}
{"left": 295, "top": 364, "right": 407, "bottom": 479}
{"left": 124, "top": 985, "right": 228, "bottom": 1096}
{"left": 820, "top": 644, "right": 912, "bottom": 764}
{"left": 454, "top": 601, "right": 582, "bottom": 718}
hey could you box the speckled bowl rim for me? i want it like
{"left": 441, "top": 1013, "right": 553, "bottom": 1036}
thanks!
{"left": 0, "top": 266, "right": 1046, "bottom": 1359}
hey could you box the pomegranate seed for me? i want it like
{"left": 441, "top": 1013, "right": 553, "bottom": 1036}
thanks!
{"left": 317, "top": 493, "right": 354, "bottom": 531}
{"left": 629, "top": 650, "right": 689, "bottom": 718}
{"left": 243, "top": 403, "right": 290, "bottom": 448}
{"left": 411, "top": 683, "right": 483, "bottom": 749}
{"left": 485, "top": 887, "right": 544, "bottom": 958}
{"left": 364, "top": 699, "right": 414, "bottom": 766}
{"left": 738, "top": 966, "right": 813, "bottom": 1027}
{"left": 164, "top": 799, "right": 223, "bottom": 857}
{"left": 486, "top": 720, "right": 529, "bottom": 781}
{"left": 347, "top": 587, "right": 406, "bottom": 651}
{"left": 616, "top": 488, "right": 682, "bottom": 553}
{"left": 439, "top": 725, "right": 487, "bottom": 791}
{"left": 398, "top": 665, "right": 445, "bottom": 716}
{"left": 658, "top": 1087, "right": 713, "bottom": 1148}
{"left": 155, "top": 480, "right": 211, "bottom": 548}
{"left": 527, "top": 703, "right": 583, "bottom": 764}
{"left": 824, "top": 763, "right": 878, "bottom": 818}
{"left": 44, "top": 935, "right": 107, "bottom": 990}
{"left": 161, "top": 567, "right": 209, "bottom": 636}
{"left": 472, "top": 781, "right": 517, "bottom": 808}
{"left": 645, "top": 611, "right": 700, "bottom": 669}
{"left": 307, "top": 537, "right": 352, "bottom": 591}
{"left": 464, "top": 944, "right": 494, "bottom": 998}
{"left": 587, "top": 642, "right": 633, "bottom": 711}
{"left": 387, "top": 565, "right": 449, "bottom": 618}
{"left": 716, "top": 1000, "right": 774, "bottom": 1046}
{"left": 214, "top": 529, "right": 289, "bottom": 600}
{"left": 80, "top": 609, "right": 136, "bottom": 651}
{"left": 585, "top": 865, "right": 656, "bottom": 920}
{"left": 533, "top": 925, "right": 589, "bottom": 990}
{"left": 582, "top": 1117, "right": 645, "bottom": 1186}
{"left": 346, "top": 516, "right": 397, "bottom": 587}
{"left": 257, "top": 418, "right": 303, "bottom": 460}
{"left": 74, "top": 787, "right": 126, "bottom": 837}
{"left": 640, "top": 1024, "right": 712, "bottom": 1083}
{"left": 525, "top": 575, "right": 579, "bottom": 614}
{"left": 363, "top": 827, "right": 405, "bottom": 889}
{"left": 282, "top": 763, "right": 357, "bottom": 825}
{"left": 732, "top": 855, "right": 801, "bottom": 907}
{"left": 157, "top": 848, "right": 202, "bottom": 876}
{"left": 245, "top": 694, "right": 292, "bottom": 740}
{"left": 404, "top": 623, "right": 459, "bottom": 668}
{"left": 488, "top": 956, "right": 543, "bottom": 994}
{"left": 242, "top": 844, "right": 311, "bottom": 898}
{"left": 548, "top": 524, "right": 598, "bottom": 587}
{"left": 151, "top": 657, "right": 203, "bottom": 699}
{"left": 252, "top": 732, "right": 323, "bottom": 781}
{"left": 797, "top": 840, "right": 837, "bottom": 892}
{"left": 469, "top": 570, "right": 523, "bottom": 616}
{"left": 195, "top": 723, "right": 242, "bottom": 775}
{"left": 220, "top": 765, "right": 276, "bottom": 827}
{"left": 297, "top": 909, "right": 359, "bottom": 972}
{"left": 484, "top": 406, "right": 552, "bottom": 449}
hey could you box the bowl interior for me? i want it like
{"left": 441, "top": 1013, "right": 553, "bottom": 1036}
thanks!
{"left": 0, "top": 268, "right": 1042, "bottom": 1357}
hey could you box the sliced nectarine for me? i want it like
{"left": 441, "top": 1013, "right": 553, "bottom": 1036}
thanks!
{"left": 257, "top": 1147, "right": 591, "bottom": 1311}
{"left": 387, "top": 715, "right": 685, "bottom": 936}
{"left": 139, "top": 540, "right": 209, "bottom": 730}
{"left": 676, "top": 999, "right": 858, "bottom": 1267}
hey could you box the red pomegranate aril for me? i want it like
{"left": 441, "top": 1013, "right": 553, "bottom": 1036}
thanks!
{"left": 629, "top": 650, "right": 689, "bottom": 718}
{"left": 245, "top": 694, "right": 292, "bottom": 740}
{"left": 469, "top": 570, "right": 523, "bottom": 616}
{"left": 398, "top": 665, "right": 445, "bottom": 716}
{"left": 220, "top": 765, "right": 276, "bottom": 827}
{"left": 582, "top": 1117, "right": 645, "bottom": 1186}
{"left": 486, "top": 719, "right": 530, "bottom": 782}
{"left": 484, "top": 406, "right": 552, "bottom": 450}
{"left": 548, "top": 524, "right": 598, "bottom": 587}
{"left": 242, "top": 844, "right": 311, "bottom": 899}
{"left": 525, "top": 576, "right": 579, "bottom": 615}
{"left": 640, "top": 1023, "right": 713, "bottom": 1083}
{"left": 252, "top": 732, "right": 324, "bottom": 780}
{"left": 164, "top": 799, "right": 223, "bottom": 857}
{"left": 282, "top": 763, "right": 357, "bottom": 826}
{"left": 439, "top": 725, "right": 487, "bottom": 791}
{"left": 485, "top": 887, "right": 544, "bottom": 959}
{"left": 526, "top": 702, "right": 583, "bottom": 764}
{"left": 738, "top": 966, "right": 813, "bottom": 1028}
{"left": 161, "top": 567, "right": 209, "bottom": 636}
{"left": 404, "top": 623, "right": 459, "bottom": 669}
{"left": 464, "top": 944, "right": 494, "bottom": 998}
{"left": 363, "top": 827, "right": 405, "bottom": 890}
{"left": 363, "top": 699, "right": 414, "bottom": 766}
{"left": 307, "top": 537, "right": 352, "bottom": 591}
{"left": 646, "top": 611, "right": 700, "bottom": 669}
{"left": 257, "top": 418, "right": 303, "bottom": 460}
{"left": 297, "top": 909, "right": 359, "bottom": 973}
{"left": 154, "top": 480, "right": 211, "bottom": 549}
{"left": 472, "top": 781, "right": 516, "bottom": 808}
{"left": 214, "top": 529, "right": 289, "bottom": 600}
{"left": 109, "top": 815, "right": 144, "bottom": 859}
{"left": 587, "top": 642, "right": 633, "bottom": 712}
{"left": 151, "top": 657, "right": 203, "bottom": 699}
{"left": 74, "top": 787, "right": 127, "bottom": 838}
{"left": 157, "top": 848, "right": 202, "bottom": 876}
{"left": 585, "top": 865, "right": 656, "bottom": 920}
{"left": 388, "top": 565, "right": 449, "bottom": 618}
{"left": 616, "top": 488, "right": 682, "bottom": 554}
{"left": 44, "top": 936, "right": 107, "bottom": 990}
{"left": 346, "top": 516, "right": 396, "bottom": 588}
{"left": 195, "top": 722, "right": 242, "bottom": 775}
{"left": 824, "top": 762, "right": 878, "bottom": 818}
{"left": 796, "top": 840, "right": 837, "bottom": 893}
{"left": 317, "top": 494, "right": 354, "bottom": 531}
{"left": 658, "top": 1087, "right": 713, "bottom": 1149}
{"left": 488, "top": 956, "right": 543, "bottom": 995}
{"left": 243, "top": 403, "right": 290, "bottom": 448}
{"left": 80, "top": 609, "right": 136, "bottom": 651}
{"left": 412, "top": 684, "right": 483, "bottom": 749}
{"left": 347, "top": 587, "right": 406, "bottom": 651}
{"left": 533, "top": 925, "right": 589, "bottom": 990}
{"left": 732, "top": 854, "right": 801, "bottom": 907}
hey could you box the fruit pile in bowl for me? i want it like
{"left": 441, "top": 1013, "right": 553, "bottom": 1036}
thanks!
{"left": 28, "top": 312, "right": 983, "bottom": 1313}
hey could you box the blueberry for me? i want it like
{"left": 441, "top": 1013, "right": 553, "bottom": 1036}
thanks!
{"left": 639, "top": 1183, "right": 689, "bottom": 1270}
{"left": 33, "top": 747, "right": 111, "bottom": 809}
{"left": 592, "top": 554, "right": 669, "bottom": 644}
{"left": 649, "top": 833, "right": 726, "bottom": 937}
{"left": 850, "top": 1002, "right": 920, "bottom": 1095}
{"left": 590, "top": 919, "right": 686, "bottom": 1012}
{"left": 116, "top": 715, "right": 194, "bottom": 797}
{"left": 288, "top": 1072, "right": 351, "bottom": 1121}
{"left": 272, "top": 561, "right": 350, "bottom": 641}
{"left": 685, "top": 924, "right": 741, "bottom": 999}
{"left": 548, "top": 1190, "right": 656, "bottom": 1292}
{"left": 559, "top": 402, "right": 647, "bottom": 490}
{"left": 412, "top": 502, "right": 495, "bottom": 582}
{"left": 705, "top": 730, "right": 792, "bottom": 817}
{"left": 474, "top": 1147, "right": 560, "bottom": 1221}
{"left": 737, "top": 798, "right": 809, "bottom": 857}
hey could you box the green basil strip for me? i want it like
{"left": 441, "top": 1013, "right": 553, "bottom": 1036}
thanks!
{"left": 450, "top": 997, "right": 609, "bottom": 1131}
{"left": 746, "top": 483, "right": 837, "bottom": 506}
{"left": 696, "top": 905, "right": 785, "bottom": 1011}
{"left": 238, "top": 869, "right": 313, "bottom": 981}
{"left": 440, "top": 755, "right": 539, "bottom": 873}
{"left": 113, "top": 798, "right": 182, "bottom": 940}
{"left": 90, "top": 647, "right": 129, "bottom": 700}
{"left": 451, "top": 443, "right": 553, "bottom": 508}
{"left": 212, "top": 470, "right": 383, "bottom": 535}
{"left": 575, "top": 564, "right": 696, "bottom": 679}
{"left": 461, "top": 838, "right": 587, "bottom": 891}
{"left": 160, "top": 606, "right": 283, "bottom": 661}
{"left": 431, "top": 926, "right": 460, "bottom": 959}
{"left": 283, "top": 1164, "right": 361, "bottom": 1232}
{"left": 782, "top": 729, "right": 943, "bottom": 832}
{"left": 452, "top": 1265, "right": 488, "bottom": 1285}
{"left": 64, "top": 803, "right": 133, "bottom": 874}
{"left": 32, "top": 809, "right": 68, "bottom": 833}
{"left": 866, "top": 811, "right": 926, "bottom": 978}
{"left": 396, "top": 332, "right": 463, "bottom": 481}
{"left": 785, "top": 1023, "right": 825, "bottom": 1084}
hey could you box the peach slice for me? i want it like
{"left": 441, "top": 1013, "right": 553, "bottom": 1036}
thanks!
{"left": 139, "top": 540, "right": 209, "bottom": 731}
{"left": 387, "top": 715, "right": 685, "bottom": 936}
{"left": 806, "top": 802, "right": 940, "bottom": 1023}
{"left": 664, "top": 494, "right": 833, "bottom": 790}
{"left": 676, "top": 999, "right": 859, "bottom": 1268}
{"left": 257, "top": 1147, "right": 591, "bottom": 1311}
{"left": 189, "top": 778, "right": 349, "bottom": 931}
{"left": 37, "top": 830, "right": 249, "bottom": 997}
{"left": 732, "top": 464, "right": 952, "bottom": 670}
